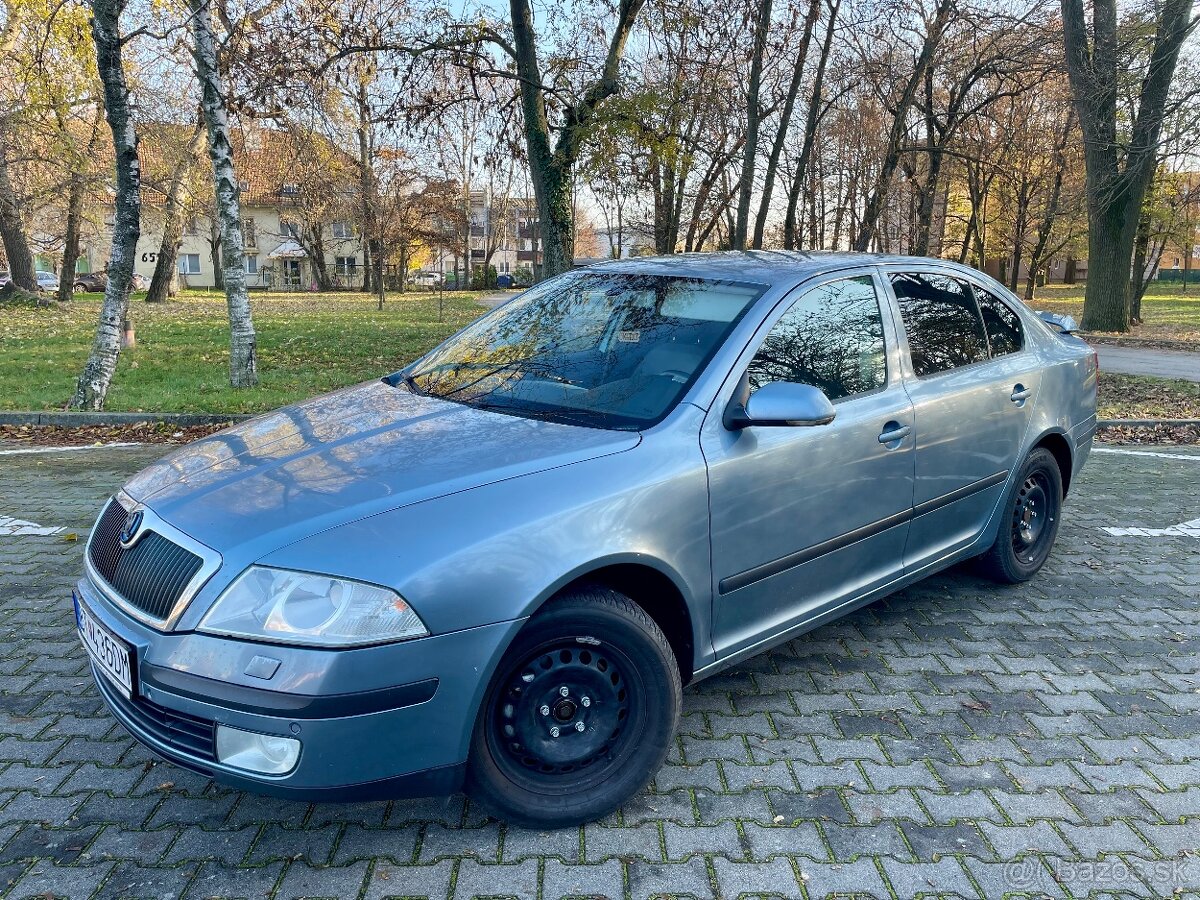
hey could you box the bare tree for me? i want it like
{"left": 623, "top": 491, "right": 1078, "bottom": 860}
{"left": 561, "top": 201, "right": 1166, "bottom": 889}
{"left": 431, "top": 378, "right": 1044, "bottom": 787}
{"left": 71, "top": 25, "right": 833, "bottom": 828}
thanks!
{"left": 1061, "top": 0, "right": 1196, "bottom": 331}
{"left": 146, "top": 122, "right": 205, "bottom": 303}
{"left": 70, "top": 0, "right": 138, "bottom": 410}
{"left": 732, "top": 0, "right": 773, "bottom": 249}
{"left": 852, "top": 0, "right": 954, "bottom": 251}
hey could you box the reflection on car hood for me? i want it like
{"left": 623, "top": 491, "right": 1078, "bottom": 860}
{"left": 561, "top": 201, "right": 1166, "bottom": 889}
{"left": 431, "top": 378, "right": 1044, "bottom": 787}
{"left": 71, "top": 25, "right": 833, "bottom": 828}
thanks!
{"left": 123, "top": 380, "right": 639, "bottom": 556}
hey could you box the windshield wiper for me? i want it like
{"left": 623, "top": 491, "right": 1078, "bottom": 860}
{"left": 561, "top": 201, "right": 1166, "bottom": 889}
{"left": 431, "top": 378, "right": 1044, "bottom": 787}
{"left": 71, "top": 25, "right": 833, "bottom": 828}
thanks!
{"left": 467, "top": 398, "right": 611, "bottom": 430}
{"left": 399, "top": 373, "right": 424, "bottom": 396}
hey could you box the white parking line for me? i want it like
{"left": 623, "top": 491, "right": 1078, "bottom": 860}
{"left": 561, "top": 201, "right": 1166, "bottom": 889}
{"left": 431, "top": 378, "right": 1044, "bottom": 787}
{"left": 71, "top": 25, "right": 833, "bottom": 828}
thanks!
{"left": 0, "top": 442, "right": 143, "bottom": 456}
{"left": 1092, "top": 447, "right": 1200, "bottom": 461}
{"left": 1103, "top": 517, "right": 1200, "bottom": 538}
{"left": 0, "top": 515, "right": 64, "bottom": 536}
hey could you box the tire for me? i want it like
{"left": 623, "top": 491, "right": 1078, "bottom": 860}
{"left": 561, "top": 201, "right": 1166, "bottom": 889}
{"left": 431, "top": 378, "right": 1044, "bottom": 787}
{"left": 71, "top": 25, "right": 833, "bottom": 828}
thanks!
{"left": 466, "top": 585, "right": 681, "bottom": 827}
{"left": 976, "top": 447, "right": 1064, "bottom": 584}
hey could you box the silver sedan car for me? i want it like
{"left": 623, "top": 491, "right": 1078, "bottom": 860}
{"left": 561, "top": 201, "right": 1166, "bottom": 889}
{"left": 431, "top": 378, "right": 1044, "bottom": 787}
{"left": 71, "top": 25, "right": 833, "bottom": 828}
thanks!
{"left": 75, "top": 252, "right": 1097, "bottom": 826}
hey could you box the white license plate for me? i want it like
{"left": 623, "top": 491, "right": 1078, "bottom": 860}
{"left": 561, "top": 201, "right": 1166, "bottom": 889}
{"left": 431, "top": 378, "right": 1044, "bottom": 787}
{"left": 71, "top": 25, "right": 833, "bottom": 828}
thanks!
{"left": 74, "top": 593, "right": 135, "bottom": 700}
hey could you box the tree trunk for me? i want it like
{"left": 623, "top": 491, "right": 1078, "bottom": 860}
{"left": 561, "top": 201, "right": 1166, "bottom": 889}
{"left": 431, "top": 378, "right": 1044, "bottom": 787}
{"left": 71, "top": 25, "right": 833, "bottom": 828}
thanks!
{"left": 356, "top": 80, "right": 375, "bottom": 294}
{"left": 147, "top": 124, "right": 203, "bottom": 304}
{"left": 752, "top": 0, "right": 821, "bottom": 248}
{"left": 1082, "top": 204, "right": 1140, "bottom": 331}
{"left": 733, "top": 0, "right": 773, "bottom": 250}
{"left": 0, "top": 126, "right": 36, "bottom": 292}
{"left": 1060, "top": 0, "right": 1193, "bottom": 332}
{"left": 190, "top": 0, "right": 257, "bottom": 386}
{"left": 70, "top": 0, "right": 139, "bottom": 411}
{"left": 508, "top": 0, "right": 643, "bottom": 278}
{"left": 853, "top": 0, "right": 953, "bottom": 251}
{"left": 208, "top": 226, "right": 223, "bottom": 290}
{"left": 783, "top": 0, "right": 839, "bottom": 250}
{"left": 57, "top": 178, "right": 86, "bottom": 303}
{"left": 1129, "top": 208, "right": 1151, "bottom": 323}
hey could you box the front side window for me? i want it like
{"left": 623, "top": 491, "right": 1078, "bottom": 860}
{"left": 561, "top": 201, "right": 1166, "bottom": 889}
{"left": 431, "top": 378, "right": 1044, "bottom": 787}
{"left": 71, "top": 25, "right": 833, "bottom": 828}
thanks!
{"left": 178, "top": 253, "right": 201, "bottom": 275}
{"left": 890, "top": 273, "right": 988, "bottom": 376}
{"left": 403, "top": 271, "right": 765, "bottom": 430}
{"left": 746, "top": 275, "right": 887, "bottom": 401}
{"left": 974, "top": 285, "right": 1024, "bottom": 356}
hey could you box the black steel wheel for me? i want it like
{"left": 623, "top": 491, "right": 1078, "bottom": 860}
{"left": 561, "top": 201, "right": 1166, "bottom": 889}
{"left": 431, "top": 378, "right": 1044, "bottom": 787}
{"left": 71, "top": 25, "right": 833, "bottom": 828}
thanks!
{"left": 978, "top": 446, "right": 1063, "bottom": 584}
{"left": 467, "top": 585, "right": 681, "bottom": 827}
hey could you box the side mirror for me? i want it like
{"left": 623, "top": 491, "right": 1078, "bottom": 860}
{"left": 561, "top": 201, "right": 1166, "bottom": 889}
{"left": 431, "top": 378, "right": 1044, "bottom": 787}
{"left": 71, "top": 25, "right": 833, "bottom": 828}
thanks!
{"left": 725, "top": 381, "right": 836, "bottom": 429}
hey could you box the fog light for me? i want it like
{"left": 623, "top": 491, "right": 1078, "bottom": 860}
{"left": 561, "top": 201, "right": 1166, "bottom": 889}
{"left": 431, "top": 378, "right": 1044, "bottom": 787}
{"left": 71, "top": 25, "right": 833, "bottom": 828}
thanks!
{"left": 215, "top": 725, "right": 301, "bottom": 775}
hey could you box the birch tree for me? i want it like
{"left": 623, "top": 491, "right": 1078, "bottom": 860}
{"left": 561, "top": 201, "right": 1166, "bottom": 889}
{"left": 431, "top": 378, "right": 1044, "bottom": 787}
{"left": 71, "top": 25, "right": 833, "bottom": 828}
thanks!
{"left": 189, "top": 0, "right": 258, "bottom": 386}
{"left": 69, "top": 0, "right": 138, "bottom": 410}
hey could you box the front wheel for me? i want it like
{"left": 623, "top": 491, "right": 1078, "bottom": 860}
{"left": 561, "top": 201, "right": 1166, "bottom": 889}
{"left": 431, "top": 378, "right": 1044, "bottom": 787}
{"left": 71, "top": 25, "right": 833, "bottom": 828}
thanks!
{"left": 977, "top": 447, "right": 1064, "bottom": 583}
{"left": 466, "top": 586, "right": 681, "bottom": 827}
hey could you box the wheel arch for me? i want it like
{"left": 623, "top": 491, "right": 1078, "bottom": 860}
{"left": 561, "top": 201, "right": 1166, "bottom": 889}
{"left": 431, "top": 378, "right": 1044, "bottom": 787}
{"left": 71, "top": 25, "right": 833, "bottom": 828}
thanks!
{"left": 526, "top": 556, "right": 699, "bottom": 686}
{"left": 1030, "top": 430, "right": 1074, "bottom": 497}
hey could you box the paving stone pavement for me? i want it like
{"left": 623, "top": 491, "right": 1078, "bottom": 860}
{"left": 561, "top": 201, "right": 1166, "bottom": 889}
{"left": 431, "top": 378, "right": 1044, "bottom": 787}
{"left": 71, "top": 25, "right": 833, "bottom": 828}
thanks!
{"left": 1, "top": 441, "right": 1199, "bottom": 899}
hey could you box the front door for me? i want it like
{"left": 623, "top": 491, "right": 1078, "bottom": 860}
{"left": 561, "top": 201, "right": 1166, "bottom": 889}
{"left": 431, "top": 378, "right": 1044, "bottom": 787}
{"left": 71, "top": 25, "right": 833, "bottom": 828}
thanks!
{"left": 885, "top": 271, "right": 1035, "bottom": 569}
{"left": 702, "top": 273, "right": 916, "bottom": 659}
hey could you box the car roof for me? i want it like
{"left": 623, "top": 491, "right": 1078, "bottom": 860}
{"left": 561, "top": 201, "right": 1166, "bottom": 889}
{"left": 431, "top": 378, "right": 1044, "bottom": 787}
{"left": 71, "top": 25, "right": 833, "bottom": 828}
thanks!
{"left": 580, "top": 250, "right": 977, "bottom": 289}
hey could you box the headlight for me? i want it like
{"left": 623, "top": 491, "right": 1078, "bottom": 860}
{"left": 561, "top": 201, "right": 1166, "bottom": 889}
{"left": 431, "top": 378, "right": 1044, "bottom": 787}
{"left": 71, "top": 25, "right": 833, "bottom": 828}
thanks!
{"left": 198, "top": 566, "right": 428, "bottom": 647}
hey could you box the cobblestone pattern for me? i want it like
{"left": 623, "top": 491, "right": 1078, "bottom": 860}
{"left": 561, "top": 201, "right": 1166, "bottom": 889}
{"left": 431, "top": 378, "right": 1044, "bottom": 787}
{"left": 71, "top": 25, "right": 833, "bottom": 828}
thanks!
{"left": 0, "top": 443, "right": 1198, "bottom": 899}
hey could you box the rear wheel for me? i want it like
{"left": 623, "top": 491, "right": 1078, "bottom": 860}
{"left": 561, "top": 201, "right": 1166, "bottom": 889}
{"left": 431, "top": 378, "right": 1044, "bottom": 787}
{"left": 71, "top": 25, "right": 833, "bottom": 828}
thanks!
{"left": 466, "top": 586, "right": 681, "bottom": 827}
{"left": 977, "top": 446, "right": 1063, "bottom": 583}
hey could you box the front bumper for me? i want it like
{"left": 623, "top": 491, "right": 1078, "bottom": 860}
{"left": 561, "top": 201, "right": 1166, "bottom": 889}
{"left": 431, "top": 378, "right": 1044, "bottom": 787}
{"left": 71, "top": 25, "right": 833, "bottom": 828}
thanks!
{"left": 75, "top": 575, "right": 524, "bottom": 800}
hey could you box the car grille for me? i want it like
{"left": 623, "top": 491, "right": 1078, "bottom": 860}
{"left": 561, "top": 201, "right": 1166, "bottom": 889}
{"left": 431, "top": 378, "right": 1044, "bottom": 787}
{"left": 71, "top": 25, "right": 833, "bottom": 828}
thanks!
{"left": 94, "top": 669, "right": 217, "bottom": 768}
{"left": 89, "top": 499, "right": 204, "bottom": 624}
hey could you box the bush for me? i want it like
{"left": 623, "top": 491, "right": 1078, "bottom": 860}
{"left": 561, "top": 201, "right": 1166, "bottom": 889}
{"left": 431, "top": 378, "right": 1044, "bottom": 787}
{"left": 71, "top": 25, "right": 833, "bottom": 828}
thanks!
{"left": 471, "top": 264, "right": 498, "bottom": 290}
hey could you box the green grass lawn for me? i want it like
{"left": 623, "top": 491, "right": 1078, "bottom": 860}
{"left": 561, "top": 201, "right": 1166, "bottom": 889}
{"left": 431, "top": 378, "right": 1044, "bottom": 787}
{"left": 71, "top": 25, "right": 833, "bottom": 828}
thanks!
{"left": 0, "top": 289, "right": 491, "bottom": 415}
{"left": 1032, "top": 281, "right": 1200, "bottom": 347}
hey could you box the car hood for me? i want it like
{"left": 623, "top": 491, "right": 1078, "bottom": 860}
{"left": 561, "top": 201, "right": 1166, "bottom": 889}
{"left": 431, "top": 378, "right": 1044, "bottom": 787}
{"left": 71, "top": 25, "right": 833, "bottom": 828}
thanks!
{"left": 123, "top": 380, "right": 640, "bottom": 558}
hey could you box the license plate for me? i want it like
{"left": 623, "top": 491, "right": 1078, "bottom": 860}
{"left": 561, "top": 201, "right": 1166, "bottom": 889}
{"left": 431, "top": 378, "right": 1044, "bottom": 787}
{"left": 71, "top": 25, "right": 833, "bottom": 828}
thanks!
{"left": 74, "top": 593, "right": 136, "bottom": 700}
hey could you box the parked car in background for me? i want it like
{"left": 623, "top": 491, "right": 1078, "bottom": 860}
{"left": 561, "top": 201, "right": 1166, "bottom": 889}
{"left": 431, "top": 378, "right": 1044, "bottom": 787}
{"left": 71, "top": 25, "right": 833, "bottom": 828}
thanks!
{"left": 0, "top": 270, "right": 9, "bottom": 287}
{"left": 70, "top": 271, "right": 148, "bottom": 293}
{"left": 73, "top": 271, "right": 108, "bottom": 292}
{"left": 36, "top": 271, "right": 60, "bottom": 292}
{"left": 75, "top": 252, "right": 1097, "bottom": 827}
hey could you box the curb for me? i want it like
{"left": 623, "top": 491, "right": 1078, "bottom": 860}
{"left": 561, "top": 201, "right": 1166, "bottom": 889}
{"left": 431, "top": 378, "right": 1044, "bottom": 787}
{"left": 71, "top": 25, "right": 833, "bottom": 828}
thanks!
{"left": 0, "top": 412, "right": 252, "bottom": 427}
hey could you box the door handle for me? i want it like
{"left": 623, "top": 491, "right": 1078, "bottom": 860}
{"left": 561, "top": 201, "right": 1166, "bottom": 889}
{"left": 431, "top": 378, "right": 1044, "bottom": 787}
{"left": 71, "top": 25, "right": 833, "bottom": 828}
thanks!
{"left": 1010, "top": 384, "right": 1032, "bottom": 404}
{"left": 878, "top": 423, "right": 911, "bottom": 444}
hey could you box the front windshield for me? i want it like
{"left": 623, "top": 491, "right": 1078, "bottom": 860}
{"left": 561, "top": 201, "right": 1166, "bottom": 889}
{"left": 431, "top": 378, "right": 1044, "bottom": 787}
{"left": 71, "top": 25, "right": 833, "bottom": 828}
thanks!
{"left": 401, "top": 271, "right": 766, "bottom": 430}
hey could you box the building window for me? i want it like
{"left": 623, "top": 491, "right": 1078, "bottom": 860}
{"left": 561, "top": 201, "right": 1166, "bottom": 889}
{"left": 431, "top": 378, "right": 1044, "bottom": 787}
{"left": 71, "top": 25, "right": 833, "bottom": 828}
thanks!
{"left": 335, "top": 256, "right": 357, "bottom": 276}
{"left": 238, "top": 179, "right": 250, "bottom": 193}
{"left": 183, "top": 216, "right": 198, "bottom": 236}
{"left": 281, "top": 182, "right": 300, "bottom": 197}
{"left": 280, "top": 220, "right": 300, "bottom": 239}
{"left": 245, "top": 254, "right": 259, "bottom": 275}
{"left": 178, "top": 254, "right": 201, "bottom": 275}
{"left": 331, "top": 222, "right": 353, "bottom": 239}
{"left": 242, "top": 217, "right": 256, "bottom": 248}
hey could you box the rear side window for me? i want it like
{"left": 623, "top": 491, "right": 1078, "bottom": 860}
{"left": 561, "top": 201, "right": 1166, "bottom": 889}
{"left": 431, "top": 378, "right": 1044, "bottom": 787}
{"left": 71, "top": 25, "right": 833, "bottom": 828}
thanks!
{"left": 890, "top": 273, "right": 988, "bottom": 377}
{"left": 746, "top": 275, "right": 887, "bottom": 401}
{"left": 974, "top": 285, "right": 1024, "bottom": 356}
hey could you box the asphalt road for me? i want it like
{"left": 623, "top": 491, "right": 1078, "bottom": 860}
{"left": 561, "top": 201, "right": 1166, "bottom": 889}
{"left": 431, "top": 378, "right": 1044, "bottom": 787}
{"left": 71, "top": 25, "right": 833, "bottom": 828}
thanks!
{"left": 1095, "top": 345, "right": 1200, "bottom": 383}
{"left": 1, "top": 441, "right": 1199, "bottom": 898}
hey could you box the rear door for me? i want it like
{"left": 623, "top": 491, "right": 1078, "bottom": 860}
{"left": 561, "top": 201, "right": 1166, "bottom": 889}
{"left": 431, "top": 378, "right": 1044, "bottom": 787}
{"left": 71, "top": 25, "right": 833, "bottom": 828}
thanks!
{"left": 885, "top": 270, "right": 1036, "bottom": 569}
{"left": 703, "top": 271, "right": 915, "bottom": 658}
